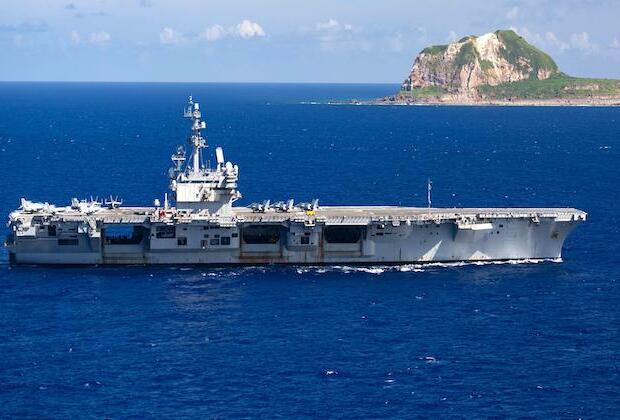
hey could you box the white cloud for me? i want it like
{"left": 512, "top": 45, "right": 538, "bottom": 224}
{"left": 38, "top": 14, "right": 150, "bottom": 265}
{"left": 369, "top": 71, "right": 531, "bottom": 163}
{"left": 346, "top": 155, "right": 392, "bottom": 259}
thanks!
{"left": 315, "top": 19, "right": 356, "bottom": 33}
{"left": 201, "top": 24, "right": 226, "bottom": 42}
{"left": 316, "top": 19, "right": 340, "bottom": 31}
{"left": 610, "top": 37, "right": 620, "bottom": 49}
{"left": 569, "top": 31, "right": 598, "bottom": 53}
{"left": 70, "top": 30, "right": 80, "bottom": 44}
{"left": 311, "top": 18, "right": 367, "bottom": 51}
{"left": 545, "top": 31, "right": 568, "bottom": 51}
{"left": 232, "top": 20, "right": 265, "bottom": 39}
{"left": 159, "top": 27, "right": 183, "bottom": 45}
{"left": 197, "top": 20, "right": 266, "bottom": 43}
{"left": 513, "top": 27, "right": 600, "bottom": 54}
{"left": 447, "top": 30, "right": 458, "bottom": 42}
{"left": 506, "top": 6, "right": 519, "bottom": 20}
{"left": 89, "top": 31, "right": 110, "bottom": 45}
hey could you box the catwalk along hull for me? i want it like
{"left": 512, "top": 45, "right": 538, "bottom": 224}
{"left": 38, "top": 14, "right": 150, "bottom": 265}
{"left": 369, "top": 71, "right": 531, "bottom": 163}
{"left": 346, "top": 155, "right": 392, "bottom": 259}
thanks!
{"left": 6, "top": 206, "right": 585, "bottom": 266}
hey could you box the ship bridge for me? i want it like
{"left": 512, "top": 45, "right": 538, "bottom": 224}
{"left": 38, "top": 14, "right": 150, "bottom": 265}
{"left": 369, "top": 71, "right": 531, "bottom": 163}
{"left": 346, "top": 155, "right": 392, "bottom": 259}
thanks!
{"left": 168, "top": 96, "right": 241, "bottom": 215}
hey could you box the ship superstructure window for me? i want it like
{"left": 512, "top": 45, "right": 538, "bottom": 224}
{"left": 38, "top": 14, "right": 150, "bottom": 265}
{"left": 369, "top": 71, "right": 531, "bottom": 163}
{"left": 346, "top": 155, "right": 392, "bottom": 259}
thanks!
{"left": 177, "top": 237, "right": 187, "bottom": 246}
{"left": 301, "top": 236, "right": 310, "bottom": 245}
{"left": 221, "top": 237, "right": 231, "bottom": 245}
{"left": 58, "top": 238, "right": 79, "bottom": 246}
{"left": 242, "top": 225, "right": 281, "bottom": 244}
{"left": 324, "top": 226, "right": 362, "bottom": 243}
{"left": 47, "top": 225, "right": 57, "bottom": 237}
{"left": 155, "top": 225, "right": 175, "bottom": 239}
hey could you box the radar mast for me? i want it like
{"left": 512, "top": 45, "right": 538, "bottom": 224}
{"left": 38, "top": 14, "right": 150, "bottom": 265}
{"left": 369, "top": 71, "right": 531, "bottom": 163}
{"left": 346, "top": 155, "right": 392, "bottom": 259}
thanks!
{"left": 184, "top": 96, "right": 207, "bottom": 175}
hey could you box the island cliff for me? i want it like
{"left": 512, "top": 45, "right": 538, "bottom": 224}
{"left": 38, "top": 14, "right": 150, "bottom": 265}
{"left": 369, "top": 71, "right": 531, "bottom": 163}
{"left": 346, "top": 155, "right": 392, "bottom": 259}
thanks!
{"left": 374, "top": 29, "right": 620, "bottom": 106}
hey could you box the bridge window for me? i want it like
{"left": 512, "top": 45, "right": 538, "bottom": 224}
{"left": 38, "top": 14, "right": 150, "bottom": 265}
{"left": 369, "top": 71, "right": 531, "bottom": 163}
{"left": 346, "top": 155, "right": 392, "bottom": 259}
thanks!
{"left": 242, "top": 225, "right": 281, "bottom": 244}
{"left": 324, "top": 226, "right": 362, "bottom": 243}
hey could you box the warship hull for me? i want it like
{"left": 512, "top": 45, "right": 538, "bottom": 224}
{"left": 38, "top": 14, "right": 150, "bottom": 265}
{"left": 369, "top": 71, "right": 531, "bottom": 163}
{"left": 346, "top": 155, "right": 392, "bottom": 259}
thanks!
{"left": 6, "top": 206, "right": 585, "bottom": 266}
{"left": 5, "top": 97, "right": 586, "bottom": 266}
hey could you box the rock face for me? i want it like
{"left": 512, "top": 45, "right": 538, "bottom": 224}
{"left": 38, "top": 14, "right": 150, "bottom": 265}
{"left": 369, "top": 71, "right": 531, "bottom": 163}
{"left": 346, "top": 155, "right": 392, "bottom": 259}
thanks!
{"left": 402, "top": 30, "right": 559, "bottom": 97}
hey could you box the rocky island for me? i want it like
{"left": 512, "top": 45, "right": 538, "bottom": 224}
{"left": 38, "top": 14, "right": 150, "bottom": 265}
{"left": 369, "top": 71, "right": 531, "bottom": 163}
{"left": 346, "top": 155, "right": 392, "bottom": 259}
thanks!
{"left": 371, "top": 29, "right": 620, "bottom": 106}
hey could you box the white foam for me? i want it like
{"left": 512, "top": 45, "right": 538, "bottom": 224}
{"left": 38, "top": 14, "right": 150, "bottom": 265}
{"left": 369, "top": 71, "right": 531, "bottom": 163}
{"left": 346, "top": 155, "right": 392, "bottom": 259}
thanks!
{"left": 185, "top": 258, "right": 561, "bottom": 278}
{"left": 293, "top": 258, "right": 561, "bottom": 275}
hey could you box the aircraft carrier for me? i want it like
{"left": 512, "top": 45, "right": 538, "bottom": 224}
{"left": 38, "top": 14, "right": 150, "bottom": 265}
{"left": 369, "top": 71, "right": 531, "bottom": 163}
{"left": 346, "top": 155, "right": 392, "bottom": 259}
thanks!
{"left": 5, "top": 97, "right": 586, "bottom": 265}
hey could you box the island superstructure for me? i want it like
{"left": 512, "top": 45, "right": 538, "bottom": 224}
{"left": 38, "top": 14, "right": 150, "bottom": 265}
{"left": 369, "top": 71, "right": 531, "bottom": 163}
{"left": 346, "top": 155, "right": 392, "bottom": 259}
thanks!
{"left": 5, "top": 97, "right": 586, "bottom": 265}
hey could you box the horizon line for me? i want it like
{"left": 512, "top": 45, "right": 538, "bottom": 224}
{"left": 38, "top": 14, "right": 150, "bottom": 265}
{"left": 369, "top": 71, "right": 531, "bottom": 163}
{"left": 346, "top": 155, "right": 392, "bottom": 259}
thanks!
{"left": 0, "top": 80, "right": 401, "bottom": 85}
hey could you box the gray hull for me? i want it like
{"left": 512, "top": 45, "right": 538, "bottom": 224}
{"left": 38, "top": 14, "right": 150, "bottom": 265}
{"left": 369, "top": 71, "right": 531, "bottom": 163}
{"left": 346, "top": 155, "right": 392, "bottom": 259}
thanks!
{"left": 6, "top": 206, "right": 585, "bottom": 266}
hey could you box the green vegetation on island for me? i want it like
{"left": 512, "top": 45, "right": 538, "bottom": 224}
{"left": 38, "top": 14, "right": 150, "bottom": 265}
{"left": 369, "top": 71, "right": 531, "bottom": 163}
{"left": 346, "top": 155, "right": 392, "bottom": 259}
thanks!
{"left": 405, "top": 86, "right": 449, "bottom": 98}
{"left": 478, "top": 74, "right": 620, "bottom": 100}
{"left": 495, "top": 29, "right": 558, "bottom": 78}
{"left": 421, "top": 44, "right": 448, "bottom": 55}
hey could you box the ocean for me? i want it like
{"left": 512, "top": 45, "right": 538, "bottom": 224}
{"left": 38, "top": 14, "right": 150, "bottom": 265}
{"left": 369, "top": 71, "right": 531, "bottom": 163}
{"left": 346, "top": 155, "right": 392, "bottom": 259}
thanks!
{"left": 0, "top": 82, "right": 618, "bottom": 418}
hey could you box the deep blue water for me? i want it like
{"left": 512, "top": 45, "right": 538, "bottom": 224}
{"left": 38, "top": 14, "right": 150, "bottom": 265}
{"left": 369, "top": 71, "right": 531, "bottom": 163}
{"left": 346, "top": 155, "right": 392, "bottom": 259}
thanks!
{"left": 0, "top": 83, "right": 618, "bottom": 418}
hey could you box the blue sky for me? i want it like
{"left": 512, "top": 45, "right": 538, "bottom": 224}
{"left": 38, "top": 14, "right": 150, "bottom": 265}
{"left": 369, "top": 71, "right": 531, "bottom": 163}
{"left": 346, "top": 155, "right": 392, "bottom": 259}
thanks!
{"left": 1, "top": 0, "right": 619, "bottom": 82}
